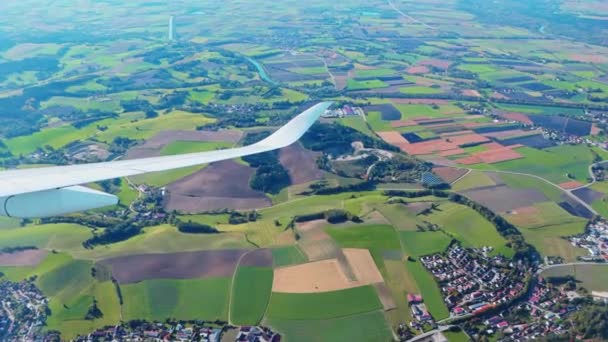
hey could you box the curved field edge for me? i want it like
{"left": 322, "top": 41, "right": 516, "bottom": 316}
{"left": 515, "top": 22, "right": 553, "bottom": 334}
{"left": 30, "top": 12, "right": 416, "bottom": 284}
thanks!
{"left": 230, "top": 266, "right": 273, "bottom": 325}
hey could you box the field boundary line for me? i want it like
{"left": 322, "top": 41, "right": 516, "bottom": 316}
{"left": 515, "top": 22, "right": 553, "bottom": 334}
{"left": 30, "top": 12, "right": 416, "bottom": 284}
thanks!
{"left": 228, "top": 249, "right": 254, "bottom": 325}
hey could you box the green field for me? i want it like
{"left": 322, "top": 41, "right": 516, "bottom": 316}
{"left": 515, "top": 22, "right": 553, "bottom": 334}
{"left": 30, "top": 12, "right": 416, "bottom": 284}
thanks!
{"left": 498, "top": 172, "right": 565, "bottom": 202}
{"left": 400, "top": 86, "right": 443, "bottom": 95}
{"left": 541, "top": 264, "right": 608, "bottom": 291}
{"left": 400, "top": 231, "right": 452, "bottom": 257}
{"left": 405, "top": 260, "right": 449, "bottom": 320}
{"left": 122, "top": 277, "right": 231, "bottom": 321}
{"left": 519, "top": 221, "right": 588, "bottom": 262}
{"left": 271, "top": 246, "right": 308, "bottom": 268}
{"left": 0, "top": 223, "right": 93, "bottom": 253}
{"left": 422, "top": 202, "right": 513, "bottom": 257}
{"left": 326, "top": 224, "right": 401, "bottom": 266}
{"left": 265, "top": 285, "right": 382, "bottom": 320}
{"left": 375, "top": 203, "right": 426, "bottom": 231}
{"left": 337, "top": 116, "right": 375, "bottom": 136}
{"left": 325, "top": 224, "right": 401, "bottom": 251}
{"left": 346, "top": 79, "right": 388, "bottom": 90}
{"left": 356, "top": 68, "right": 395, "bottom": 78}
{"left": 266, "top": 310, "right": 392, "bottom": 342}
{"left": 230, "top": 266, "right": 273, "bottom": 325}
{"left": 0, "top": 252, "right": 119, "bottom": 339}
{"left": 470, "top": 145, "right": 596, "bottom": 183}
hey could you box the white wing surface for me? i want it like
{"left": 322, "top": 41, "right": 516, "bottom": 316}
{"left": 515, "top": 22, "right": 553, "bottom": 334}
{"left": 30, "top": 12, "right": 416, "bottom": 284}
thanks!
{"left": 0, "top": 102, "right": 331, "bottom": 217}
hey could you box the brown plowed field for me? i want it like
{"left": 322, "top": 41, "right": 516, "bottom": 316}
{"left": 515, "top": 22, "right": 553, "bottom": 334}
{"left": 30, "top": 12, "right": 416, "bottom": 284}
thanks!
{"left": 406, "top": 66, "right": 430, "bottom": 74}
{"left": 126, "top": 130, "right": 242, "bottom": 159}
{"left": 240, "top": 249, "right": 273, "bottom": 268}
{"left": 100, "top": 249, "right": 249, "bottom": 284}
{"left": 418, "top": 59, "right": 452, "bottom": 70}
{"left": 164, "top": 160, "right": 271, "bottom": 212}
{"left": 279, "top": 143, "right": 323, "bottom": 185}
{"left": 432, "top": 167, "right": 467, "bottom": 184}
{"left": 462, "top": 89, "right": 481, "bottom": 97}
{"left": 272, "top": 248, "right": 384, "bottom": 293}
{"left": 462, "top": 185, "right": 547, "bottom": 213}
{"left": 439, "top": 148, "right": 466, "bottom": 157}
{"left": 0, "top": 249, "right": 48, "bottom": 267}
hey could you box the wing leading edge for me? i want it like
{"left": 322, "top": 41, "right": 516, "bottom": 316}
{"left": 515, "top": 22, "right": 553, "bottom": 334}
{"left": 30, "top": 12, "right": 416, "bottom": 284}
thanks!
{"left": 0, "top": 101, "right": 332, "bottom": 198}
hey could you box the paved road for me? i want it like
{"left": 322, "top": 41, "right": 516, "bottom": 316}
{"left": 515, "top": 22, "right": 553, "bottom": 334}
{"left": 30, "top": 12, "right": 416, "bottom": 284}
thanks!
{"left": 386, "top": 0, "right": 437, "bottom": 30}
{"left": 406, "top": 325, "right": 453, "bottom": 342}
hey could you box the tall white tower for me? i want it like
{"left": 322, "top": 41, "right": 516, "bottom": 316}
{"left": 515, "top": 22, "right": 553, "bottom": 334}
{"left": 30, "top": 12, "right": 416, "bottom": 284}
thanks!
{"left": 168, "top": 16, "right": 174, "bottom": 41}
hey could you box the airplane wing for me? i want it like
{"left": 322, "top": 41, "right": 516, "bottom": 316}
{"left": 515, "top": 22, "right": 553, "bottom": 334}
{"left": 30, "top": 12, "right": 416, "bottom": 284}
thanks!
{"left": 0, "top": 101, "right": 332, "bottom": 218}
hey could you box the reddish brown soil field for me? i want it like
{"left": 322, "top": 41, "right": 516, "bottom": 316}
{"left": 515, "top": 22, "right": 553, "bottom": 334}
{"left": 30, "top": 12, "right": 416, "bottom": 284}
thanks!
{"left": 476, "top": 148, "right": 524, "bottom": 163}
{"left": 482, "top": 129, "right": 539, "bottom": 139}
{"left": 418, "top": 59, "right": 452, "bottom": 70}
{"left": 509, "top": 206, "right": 540, "bottom": 215}
{"left": 481, "top": 142, "right": 506, "bottom": 150}
{"left": 439, "top": 148, "right": 466, "bottom": 157}
{"left": 100, "top": 249, "right": 249, "bottom": 284}
{"left": 240, "top": 249, "right": 273, "bottom": 268}
{"left": 432, "top": 167, "right": 468, "bottom": 183}
{"left": 569, "top": 54, "right": 608, "bottom": 64}
{"left": 378, "top": 131, "right": 409, "bottom": 148}
{"left": 462, "top": 89, "right": 482, "bottom": 97}
{"left": 164, "top": 160, "right": 271, "bottom": 212}
{"left": 455, "top": 155, "right": 482, "bottom": 165}
{"left": 0, "top": 249, "right": 48, "bottom": 267}
{"left": 461, "top": 185, "right": 548, "bottom": 213}
{"left": 591, "top": 124, "right": 601, "bottom": 136}
{"left": 390, "top": 120, "right": 418, "bottom": 128}
{"left": 559, "top": 181, "right": 584, "bottom": 190}
{"left": 279, "top": 143, "right": 323, "bottom": 185}
{"left": 406, "top": 66, "right": 430, "bottom": 74}
{"left": 126, "top": 130, "right": 242, "bottom": 159}
{"left": 491, "top": 92, "right": 509, "bottom": 100}
{"left": 499, "top": 112, "right": 533, "bottom": 125}
{"left": 456, "top": 148, "right": 524, "bottom": 164}
{"left": 440, "top": 130, "right": 474, "bottom": 137}
{"left": 447, "top": 134, "right": 490, "bottom": 146}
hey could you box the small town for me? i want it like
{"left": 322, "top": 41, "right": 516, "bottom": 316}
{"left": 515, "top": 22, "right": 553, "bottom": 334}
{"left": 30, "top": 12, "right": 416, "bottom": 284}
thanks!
{"left": 569, "top": 219, "right": 608, "bottom": 261}
{"left": 0, "top": 278, "right": 49, "bottom": 341}
{"left": 420, "top": 245, "right": 527, "bottom": 319}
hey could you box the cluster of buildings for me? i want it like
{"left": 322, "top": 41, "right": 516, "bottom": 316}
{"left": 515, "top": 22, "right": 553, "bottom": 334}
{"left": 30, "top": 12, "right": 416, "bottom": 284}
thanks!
{"left": 420, "top": 245, "right": 526, "bottom": 318}
{"left": 0, "top": 279, "right": 48, "bottom": 341}
{"left": 321, "top": 104, "right": 364, "bottom": 118}
{"left": 470, "top": 277, "right": 576, "bottom": 341}
{"left": 568, "top": 220, "right": 608, "bottom": 262}
{"left": 76, "top": 322, "right": 222, "bottom": 342}
{"left": 75, "top": 322, "right": 281, "bottom": 342}
{"left": 236, "top": 326, "right": 281, "bottom": 342}
{"left": 407, "top": 293, "right": 435, "bottom": 331}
